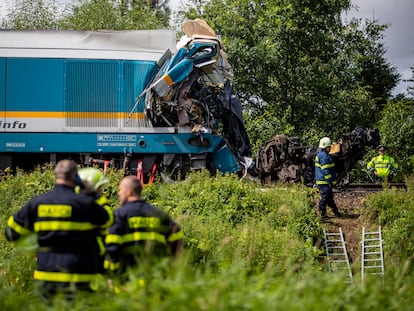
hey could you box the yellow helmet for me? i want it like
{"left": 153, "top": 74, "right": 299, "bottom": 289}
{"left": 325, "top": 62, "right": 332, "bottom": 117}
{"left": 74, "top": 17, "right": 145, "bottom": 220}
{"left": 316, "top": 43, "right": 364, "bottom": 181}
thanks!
{"left": 318, "top": 137, "right": 332, "bottom": 149}
{"left": 78, "top": 167, "right": 109, "bottom": 191}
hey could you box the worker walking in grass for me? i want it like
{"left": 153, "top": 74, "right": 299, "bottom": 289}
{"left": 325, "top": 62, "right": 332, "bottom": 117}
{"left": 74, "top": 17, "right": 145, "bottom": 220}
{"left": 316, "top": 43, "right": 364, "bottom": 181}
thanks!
{"left": 104, "top": 176, "right": 183, "bottom": 280}
{"left": 315, "top": 137, "right": 342, "bottom": 219}
{"left": 4, "top": 160, "right": 113, "bottom": 300}
{"left": 367, "top": 145, "right": 398, "bottom": 182}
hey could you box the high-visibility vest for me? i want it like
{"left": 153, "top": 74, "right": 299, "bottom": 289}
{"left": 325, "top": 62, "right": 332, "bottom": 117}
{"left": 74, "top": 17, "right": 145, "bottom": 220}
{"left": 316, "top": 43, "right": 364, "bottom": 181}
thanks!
{"left": 367, "top": 154, "right": 398, "bottom": 178}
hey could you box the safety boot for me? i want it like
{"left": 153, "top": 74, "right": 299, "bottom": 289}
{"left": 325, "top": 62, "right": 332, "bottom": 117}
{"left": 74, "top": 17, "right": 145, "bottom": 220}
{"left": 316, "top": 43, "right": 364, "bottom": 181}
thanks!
{"left": 320, "top": 208, "right": 328, "bottom": 219}
{"left": 332, "top": 208, "right": 342, "bottom": 217}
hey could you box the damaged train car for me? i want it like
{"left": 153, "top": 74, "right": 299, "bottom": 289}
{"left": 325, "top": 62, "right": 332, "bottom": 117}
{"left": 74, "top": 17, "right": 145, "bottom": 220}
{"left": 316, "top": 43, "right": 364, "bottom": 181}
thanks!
{"left": 249, "top": 127, "right": 380, "bottom": 186}
{"left": 0, "top": 20, "right": 252, "bottom": 181}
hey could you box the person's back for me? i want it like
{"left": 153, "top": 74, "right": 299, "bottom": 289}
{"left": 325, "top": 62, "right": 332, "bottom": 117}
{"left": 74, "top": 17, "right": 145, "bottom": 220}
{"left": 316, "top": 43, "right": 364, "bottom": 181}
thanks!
{"left": 5, "top": 160, "right": 113, "bottom": 299}
{"left": 314, "top": 137, "right": 341, "bottom": 218}
{"left": 315, "top": 148, "right": 336, "bottom": 186}
{"left": 104, "top": 176, "right": 183, "bottom": 275}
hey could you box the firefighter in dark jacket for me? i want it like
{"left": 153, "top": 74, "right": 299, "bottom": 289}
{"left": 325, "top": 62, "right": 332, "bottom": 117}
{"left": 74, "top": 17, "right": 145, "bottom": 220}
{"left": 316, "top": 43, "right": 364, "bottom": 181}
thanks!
{"left": 315, "top": 137, "right": 342, "bottom": 219}
{"left": 104, "top": 176, "right": 183, "bottom": 276}
{"left": 4, "top": 160, "right": 114, "bottom": 299}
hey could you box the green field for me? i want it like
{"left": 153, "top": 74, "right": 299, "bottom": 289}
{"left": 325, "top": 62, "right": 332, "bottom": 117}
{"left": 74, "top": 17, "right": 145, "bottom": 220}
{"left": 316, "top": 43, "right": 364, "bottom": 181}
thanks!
{"left": 1, "top": 168, "right": 414, "bottom": 310}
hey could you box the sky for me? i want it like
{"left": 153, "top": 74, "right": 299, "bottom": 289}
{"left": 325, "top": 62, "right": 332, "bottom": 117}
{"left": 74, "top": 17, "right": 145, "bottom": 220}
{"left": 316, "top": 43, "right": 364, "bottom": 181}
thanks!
{"left": 344, "top": 0, "right": 414, "bottom": 95}
{"left": 1, "top": 0, "right": 413, "bottom": 95}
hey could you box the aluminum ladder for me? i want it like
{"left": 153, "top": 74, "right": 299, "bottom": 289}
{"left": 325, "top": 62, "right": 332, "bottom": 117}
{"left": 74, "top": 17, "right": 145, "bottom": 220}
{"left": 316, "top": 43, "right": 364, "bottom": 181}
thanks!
{"left": 361, "top": 226, "right": 384, "bottom": 281}
{"left": 323, "top": 228, "right": 353, "bottom": 283}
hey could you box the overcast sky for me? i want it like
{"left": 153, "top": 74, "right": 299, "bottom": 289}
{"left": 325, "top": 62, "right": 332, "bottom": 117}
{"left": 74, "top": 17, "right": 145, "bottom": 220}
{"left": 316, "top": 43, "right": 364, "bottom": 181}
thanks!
{"left": 1, "top": 0, "right": 413, "bottom": 95}
{"left": 344, "top": 0, "right": 414, "bottom": 95}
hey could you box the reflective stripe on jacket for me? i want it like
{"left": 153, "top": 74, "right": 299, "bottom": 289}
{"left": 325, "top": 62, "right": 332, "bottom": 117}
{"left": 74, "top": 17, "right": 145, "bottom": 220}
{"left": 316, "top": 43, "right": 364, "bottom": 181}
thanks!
{"left": 5, "top": 184, "right": 113, "bottom": 283}
{"left": 367, "top": 155, "right": 398, "bottom": 178}
{"left": 104, "top": 200, "right": 183, "bottom": 272}
{"left": 315, "top": 149, "right": 337, "bottom": 185}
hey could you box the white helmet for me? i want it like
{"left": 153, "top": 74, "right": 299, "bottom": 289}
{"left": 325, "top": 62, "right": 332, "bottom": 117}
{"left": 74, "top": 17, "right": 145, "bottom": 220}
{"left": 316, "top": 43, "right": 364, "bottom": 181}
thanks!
{"left": 318, "top": 137, "right": 332, "bottom": 149}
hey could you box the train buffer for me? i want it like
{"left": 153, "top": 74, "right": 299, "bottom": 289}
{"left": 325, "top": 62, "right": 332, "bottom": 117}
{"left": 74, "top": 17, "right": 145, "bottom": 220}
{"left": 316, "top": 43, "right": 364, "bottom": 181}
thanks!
{"left": 323, "top": 228, "right": 353, "bottom": 283}
{"left": 361, "top": 226, "right": 384, "bottom": 282}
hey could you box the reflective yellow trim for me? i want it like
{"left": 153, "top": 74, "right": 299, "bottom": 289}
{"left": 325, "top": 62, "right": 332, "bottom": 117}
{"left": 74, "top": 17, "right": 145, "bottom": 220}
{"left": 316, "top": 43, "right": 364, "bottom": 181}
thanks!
{"left": 320, "top": 163, "right": 335, "bottom": 169}
{"left": 34, "top": 270, "right": 97, "bottom": 283}
{"left": 316, "top": 180, "right": 328, "bottom": 185}
{"left": 103, "top": 260, "right": 120, "bottom": 271}
{"left": 34, "top": 221, "right": 97, "bottom": 231}
{"left": 168, "top": 230, "right": 184, "bottom": 242}
{"left": 102, "top": 205, "right": 114, "bottom": 228}
{"left": 7, "top": 216, "right": 32, "bottom": 235}
{"left": 97, "top": 236, "right": 105, "bottom": 256}
{"left": 96, "top": 196, "right": 108, "bottom": 206}
{"left": 105, "top": 234, "right": 123, "bottom": 244}
{"left": 324, "top": 174, "right": 332, "bottom": 179}
{"left": 123, "top": 231, "right": 166, "bottom": 244}
{"left": 38, "top": 204, "right": 72, "bottom": 218}
{"left": 128, "top": 216, "right": 161, "bottom": 229}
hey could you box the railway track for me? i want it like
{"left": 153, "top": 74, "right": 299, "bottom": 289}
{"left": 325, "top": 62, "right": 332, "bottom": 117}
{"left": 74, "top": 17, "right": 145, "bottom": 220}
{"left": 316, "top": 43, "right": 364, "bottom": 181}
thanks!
{"left": 345, "top": 182, "right": 406, "bottom": 190}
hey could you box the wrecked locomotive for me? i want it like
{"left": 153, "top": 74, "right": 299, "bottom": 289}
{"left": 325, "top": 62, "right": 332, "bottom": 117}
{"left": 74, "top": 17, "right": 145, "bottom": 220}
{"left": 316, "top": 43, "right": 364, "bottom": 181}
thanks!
{"left": 249, "top": 127, "right": 380, "bottom": 186}
{"left": 0, "top": 20, "right": 252, "bottom": 181}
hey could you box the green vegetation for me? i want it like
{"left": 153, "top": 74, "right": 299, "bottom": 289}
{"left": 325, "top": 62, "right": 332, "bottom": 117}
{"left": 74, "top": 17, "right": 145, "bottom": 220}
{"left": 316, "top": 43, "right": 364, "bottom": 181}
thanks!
{"left": 1, "top": 1, "right": 413, "bottom": 176}
{"left": 1, "top": 169, "right": 414, "bottom": 310}
{"left": 1, "top": 1, "right": 413, "bottom": 308}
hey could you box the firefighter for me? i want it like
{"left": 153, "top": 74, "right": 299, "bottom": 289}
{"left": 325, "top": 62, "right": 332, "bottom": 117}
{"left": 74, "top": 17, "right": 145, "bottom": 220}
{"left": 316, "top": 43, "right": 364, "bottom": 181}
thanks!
{"left": 315, "top": 137, "right": 342, "bottom": 219}
{"left": 4, "top": 160, "right": 113, "bottom": 299}
{"left": 104, "top": 176, "right": 183, "bottom": 279}
{"left": 78, "top": 167, "right": 111, "bottom": 273}
{"left": 367, "top": 145, "right": 398, "bottom": 182}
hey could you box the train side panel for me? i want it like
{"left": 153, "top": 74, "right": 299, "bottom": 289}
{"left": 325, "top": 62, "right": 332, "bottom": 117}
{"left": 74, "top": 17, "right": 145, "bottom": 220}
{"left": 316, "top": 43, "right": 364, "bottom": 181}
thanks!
{"left": 1, "top": 58, "right": 157, "bottom": 133}
{"left": 0, "top": 30, "right": 240, "bottom": 176}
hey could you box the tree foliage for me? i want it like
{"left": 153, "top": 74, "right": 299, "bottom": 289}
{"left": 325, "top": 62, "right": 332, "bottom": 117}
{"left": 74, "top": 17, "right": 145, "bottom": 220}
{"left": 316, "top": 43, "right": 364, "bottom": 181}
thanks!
{"left": 406, "top": 65, "right": 414, "bottom": 98}
{"left": 349, "top": 19, "right": 401, "bottom": 121}
{"left": 376, "top": 99, "right": 414, "bottom": 176}
{"left": 1, "top": 0, "right": 171, "bottom": 30}
{"left": 181, "top": 0, "right": 400, "bottom": 141}
{"left": 1, "top": 0, "right": 62, "bottom": 29}
{"left": 60, "top": 0, "right": 171, "bottom": 30}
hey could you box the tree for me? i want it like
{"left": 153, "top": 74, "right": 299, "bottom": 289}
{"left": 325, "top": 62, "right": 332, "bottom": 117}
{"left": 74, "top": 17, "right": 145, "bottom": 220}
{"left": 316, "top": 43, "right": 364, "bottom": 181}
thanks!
{"left": 406, "top": 65, "right": 414, "bottom": 98}
{"left": 61, "top": 0, "right": 171, "bottom": 30}
{"left": 1, "top": 0, "right": 171, "bottom": 31}
{"left": 1, "top": 0, "right": 61, "bottom": 29}
{"left": 180, "top": 0, "right": 400, "bottom": 142}
{"left": 349, "top": 19, "right": 401, "bottom": 122}
{"left": 377, "top": 99, "right": 414, "bottom": 177}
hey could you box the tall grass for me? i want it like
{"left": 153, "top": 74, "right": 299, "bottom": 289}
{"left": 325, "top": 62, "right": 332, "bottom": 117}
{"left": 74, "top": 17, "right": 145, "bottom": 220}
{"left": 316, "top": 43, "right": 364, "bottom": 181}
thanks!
{"left": 1, "top": 169, "right": 414, "bottom": 310}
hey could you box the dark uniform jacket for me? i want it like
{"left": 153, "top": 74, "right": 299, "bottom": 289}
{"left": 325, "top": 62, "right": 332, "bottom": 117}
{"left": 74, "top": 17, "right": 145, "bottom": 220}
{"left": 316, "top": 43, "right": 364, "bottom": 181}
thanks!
{"left": 5, "top": 184, "right": 113, "bottom": 285}
{"left": 315, "top": 149, "right": 337, "bottom": 185}
{"left": 104, "top": 200, "right": 183, "bottom": 273}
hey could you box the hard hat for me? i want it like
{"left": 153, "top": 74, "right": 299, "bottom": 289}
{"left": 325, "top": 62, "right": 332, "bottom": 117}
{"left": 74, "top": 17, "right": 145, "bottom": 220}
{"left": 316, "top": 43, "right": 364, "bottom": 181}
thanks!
{"left": 78, "top": 167, "right": 109, "bottom": 191}
{"left": 318, "top": 137, "right": 332, "bottom": 149}
{"left": 377, "top": 145, "right": 387, "bottom": 151}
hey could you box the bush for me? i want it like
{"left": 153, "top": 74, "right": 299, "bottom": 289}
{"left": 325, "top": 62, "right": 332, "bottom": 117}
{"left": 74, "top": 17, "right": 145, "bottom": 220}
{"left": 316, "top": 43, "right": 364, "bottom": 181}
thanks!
{"left": 360, "top": 176, "right": 414, "bottom": 271}
{"left": 377, "top": 99, "right": 414, "bottom": 178}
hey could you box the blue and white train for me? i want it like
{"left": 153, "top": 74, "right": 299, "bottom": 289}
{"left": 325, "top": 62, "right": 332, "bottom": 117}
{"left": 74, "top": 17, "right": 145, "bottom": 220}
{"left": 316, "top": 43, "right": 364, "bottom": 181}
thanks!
{"left": 0, "top": 22, "right": 252, "bottom": 181}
